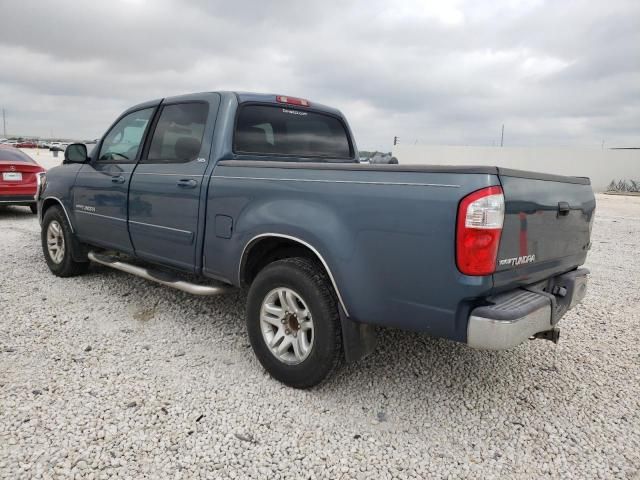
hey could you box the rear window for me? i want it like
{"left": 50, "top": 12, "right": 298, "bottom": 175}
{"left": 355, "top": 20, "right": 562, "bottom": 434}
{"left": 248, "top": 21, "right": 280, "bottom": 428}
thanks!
{"left": 234, "top": 105, "right": 352, "bottom": 159}
{"left": 0, "top": 147, "right": 35, "bottom": 164}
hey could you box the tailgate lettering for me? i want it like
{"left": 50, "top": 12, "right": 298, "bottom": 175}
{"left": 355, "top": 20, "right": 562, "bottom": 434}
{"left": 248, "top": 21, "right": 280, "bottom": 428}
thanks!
{"left": 499, "top": 255, "right": 536, "bottom": 267}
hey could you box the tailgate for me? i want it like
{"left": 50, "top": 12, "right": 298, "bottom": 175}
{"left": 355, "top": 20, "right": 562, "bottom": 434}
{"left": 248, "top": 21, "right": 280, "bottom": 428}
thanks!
{"left": 493, "top": 170, "right": 595, "bottom": 290}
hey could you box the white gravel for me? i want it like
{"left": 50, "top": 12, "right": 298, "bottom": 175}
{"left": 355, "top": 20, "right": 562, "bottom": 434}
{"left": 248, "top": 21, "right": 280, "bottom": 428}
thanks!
{"left": 1, "top": 193, "right": 639, "bottom": 479}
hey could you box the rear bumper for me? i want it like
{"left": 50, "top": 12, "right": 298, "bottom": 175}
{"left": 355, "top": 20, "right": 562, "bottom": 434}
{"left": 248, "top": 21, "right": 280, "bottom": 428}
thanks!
{"left": 0, "top": 194, "right": 37, "bottom": 205}
{"left": 467, "top": 268, "right": 589, "bottom": 350}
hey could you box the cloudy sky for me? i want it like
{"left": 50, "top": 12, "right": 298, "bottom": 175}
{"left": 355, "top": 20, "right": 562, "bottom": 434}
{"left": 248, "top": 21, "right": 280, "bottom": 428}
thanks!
{"left": 0, "top": 0, "right": 638, "bottom": 150}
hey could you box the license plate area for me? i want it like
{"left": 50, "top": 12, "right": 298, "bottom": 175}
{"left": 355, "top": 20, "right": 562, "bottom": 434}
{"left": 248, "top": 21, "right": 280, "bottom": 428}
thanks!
{"left": 2, "top": 172, "right": 22, "bottom": 181}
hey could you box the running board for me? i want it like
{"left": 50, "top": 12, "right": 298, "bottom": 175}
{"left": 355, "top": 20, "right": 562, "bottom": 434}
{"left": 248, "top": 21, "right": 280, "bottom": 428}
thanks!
{"left": 87, "top": 252, "right": 234, "bottom": 296}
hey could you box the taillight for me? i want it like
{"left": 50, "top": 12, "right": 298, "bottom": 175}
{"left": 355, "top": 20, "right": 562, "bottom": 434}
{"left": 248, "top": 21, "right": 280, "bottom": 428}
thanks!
{"left": 36, "top": 172, "right": 47, "bottom": 199}
{"left": 276, "top": 95, "right": 310, "bottom": 107}
{"left": 456, "top": 186, "right": 504, "bottom": 276}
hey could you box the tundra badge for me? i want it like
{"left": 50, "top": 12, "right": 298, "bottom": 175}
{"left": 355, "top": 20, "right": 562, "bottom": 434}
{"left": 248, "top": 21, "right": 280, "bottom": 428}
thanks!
{"left": 499, "top": 255, "right": 536, "bottom": 266}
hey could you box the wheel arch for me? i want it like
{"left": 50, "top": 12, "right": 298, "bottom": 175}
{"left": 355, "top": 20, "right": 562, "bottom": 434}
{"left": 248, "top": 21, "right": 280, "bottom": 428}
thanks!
{"left": 239, "top": 233, "right": 350, "bottom": 317}
{"left": 240, "top": 233, "right": 377, "bottom": 364}
{"left": 40, "top": 197, "right": 74, "bottom": 233}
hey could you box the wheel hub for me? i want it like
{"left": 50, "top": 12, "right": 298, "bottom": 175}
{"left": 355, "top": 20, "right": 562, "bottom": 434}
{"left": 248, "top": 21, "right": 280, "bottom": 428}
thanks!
{"left": 286, "top": 312, "right": 300, "bottom": 332}
{"left": 46, "top": 220, "right": 65, "bottom": 264}
{"left": 260, "top": 287, "right": 314, "bottom": 365}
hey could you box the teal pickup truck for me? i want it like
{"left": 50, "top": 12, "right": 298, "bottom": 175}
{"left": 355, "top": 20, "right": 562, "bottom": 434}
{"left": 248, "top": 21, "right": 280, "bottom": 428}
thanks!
{"left": 37, "top": 92, "right": 595, "bottom": 387}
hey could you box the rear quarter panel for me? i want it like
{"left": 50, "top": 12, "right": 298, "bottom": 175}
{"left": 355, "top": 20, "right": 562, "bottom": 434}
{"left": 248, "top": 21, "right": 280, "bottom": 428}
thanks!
{"left": 204, "top": 162, "right": 500, "bottom": 341}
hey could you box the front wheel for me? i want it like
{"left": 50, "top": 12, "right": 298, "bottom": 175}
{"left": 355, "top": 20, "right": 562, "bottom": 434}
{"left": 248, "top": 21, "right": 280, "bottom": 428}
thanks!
{"left": 246, "top": 257, "right": 343, "bottom": 388}
{"left": 41, "top": 206, "right": 89, "bottom": 277}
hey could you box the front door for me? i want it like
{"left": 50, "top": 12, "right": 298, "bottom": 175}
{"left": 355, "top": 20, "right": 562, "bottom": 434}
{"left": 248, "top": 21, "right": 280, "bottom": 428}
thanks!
{"left": 128, "top": 93, "right": 220, "bottom": 271}
{"left": 73, "top": 106, "right": 156, "bottom": 253}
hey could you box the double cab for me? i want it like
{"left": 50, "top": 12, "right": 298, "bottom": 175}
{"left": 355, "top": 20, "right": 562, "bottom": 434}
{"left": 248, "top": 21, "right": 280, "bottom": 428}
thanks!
{"left": 38, "top": 92, "right": 595, "bottom": 387}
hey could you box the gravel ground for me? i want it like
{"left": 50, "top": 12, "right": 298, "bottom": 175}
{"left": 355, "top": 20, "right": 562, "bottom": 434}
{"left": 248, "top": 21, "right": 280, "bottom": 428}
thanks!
{"left": 1, "top": 193, "right": 639, "bottom": 479}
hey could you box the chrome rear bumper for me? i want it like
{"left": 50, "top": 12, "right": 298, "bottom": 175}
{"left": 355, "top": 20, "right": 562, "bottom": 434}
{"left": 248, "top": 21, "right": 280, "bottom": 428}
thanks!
{"left": 467, "top": 269, "right": 589, "bottom": 350}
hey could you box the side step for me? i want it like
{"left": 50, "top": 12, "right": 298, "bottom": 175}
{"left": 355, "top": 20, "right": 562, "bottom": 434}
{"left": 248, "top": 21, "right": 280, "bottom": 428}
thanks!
{"left": 87, "top": 251, "right": 234, "bottom": 296}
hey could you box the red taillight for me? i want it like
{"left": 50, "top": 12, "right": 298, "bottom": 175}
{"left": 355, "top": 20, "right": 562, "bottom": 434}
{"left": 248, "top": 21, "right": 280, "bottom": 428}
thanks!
{"left": 276, "top": 95, "right": 310, "bottom": 107}
{"left": 456, "top": 186, "right": 504, "bottom": 276}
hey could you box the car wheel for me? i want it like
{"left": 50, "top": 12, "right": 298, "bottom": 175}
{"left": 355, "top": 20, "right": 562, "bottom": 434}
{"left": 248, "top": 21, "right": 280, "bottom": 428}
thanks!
{"left": 41, "top": 206, "right": 89, "bottom": 277}
{"left": 246, "top": 257, "right": 343, "bottom": 388}
{"left": 29, "top": 204, "right": 38, "bottom": 214}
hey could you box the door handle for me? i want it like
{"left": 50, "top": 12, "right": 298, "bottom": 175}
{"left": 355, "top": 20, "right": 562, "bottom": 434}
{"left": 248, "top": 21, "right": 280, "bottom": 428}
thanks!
{"left": 111, "top": 175, "right": 125, "bottom": 184}
{"left": 177, "top": 178, "right": 198, "bottom": 188}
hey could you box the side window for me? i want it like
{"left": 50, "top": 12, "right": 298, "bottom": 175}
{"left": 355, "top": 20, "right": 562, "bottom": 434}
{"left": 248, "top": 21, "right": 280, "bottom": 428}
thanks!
{"left": 97, "top": 108, "right": 154, "bottom": 163}
{"left": 143, "top": 103, "right": 209, "bottom": 164}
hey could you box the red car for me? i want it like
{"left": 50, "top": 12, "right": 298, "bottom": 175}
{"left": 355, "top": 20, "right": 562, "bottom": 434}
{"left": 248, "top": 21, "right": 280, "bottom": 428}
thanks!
{"left": 0, "top": 146, "right": 46, "bottom": 214}
{"left": 15, "top": 141, "right": 38, "bottom": 148}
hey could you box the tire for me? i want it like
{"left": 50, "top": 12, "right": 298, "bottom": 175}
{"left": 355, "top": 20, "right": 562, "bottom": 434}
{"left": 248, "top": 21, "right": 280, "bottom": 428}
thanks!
{"left": 29, "top": 204, "right": 38, "bottom": 214}
{"left": 41, "top": 206, "right": 89, "bottom": 277}
{"left": 246, "top": 257, "right": 343, "bottom": 388}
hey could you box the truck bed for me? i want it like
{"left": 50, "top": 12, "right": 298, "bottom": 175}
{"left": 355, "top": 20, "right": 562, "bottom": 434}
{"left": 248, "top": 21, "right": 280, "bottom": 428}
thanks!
{"left": 204, "top": 159, "right": 595, "bottom": 343}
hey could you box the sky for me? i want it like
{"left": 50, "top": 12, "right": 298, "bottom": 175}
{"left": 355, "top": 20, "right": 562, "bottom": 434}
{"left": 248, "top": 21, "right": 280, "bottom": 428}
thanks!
{"left": 0, "top": 0, "right": 638, "bottom": 150}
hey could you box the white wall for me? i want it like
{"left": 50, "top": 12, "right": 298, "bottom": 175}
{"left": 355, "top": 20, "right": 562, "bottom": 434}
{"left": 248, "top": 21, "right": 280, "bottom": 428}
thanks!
{"left": 23, "top": 146, "right": 640, "bottom": 193}
{"left": 392, "top": 145, "right": 640, "bottom": 192}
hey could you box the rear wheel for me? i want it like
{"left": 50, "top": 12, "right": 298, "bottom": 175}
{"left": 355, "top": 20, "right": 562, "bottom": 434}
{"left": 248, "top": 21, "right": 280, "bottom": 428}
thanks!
{"left": 41, "top": 206, "right": 89, "bottom": 277}
{"left": 246, "top": 257, "right": 343, "bottom": 388}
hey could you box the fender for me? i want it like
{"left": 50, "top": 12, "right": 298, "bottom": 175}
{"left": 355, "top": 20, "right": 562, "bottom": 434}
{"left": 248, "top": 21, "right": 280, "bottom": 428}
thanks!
{"left": 239, "top": 232, "right": 350, "bottom": 316}
{"left": 238, "top": 232, "right": 377, "bottom": 363}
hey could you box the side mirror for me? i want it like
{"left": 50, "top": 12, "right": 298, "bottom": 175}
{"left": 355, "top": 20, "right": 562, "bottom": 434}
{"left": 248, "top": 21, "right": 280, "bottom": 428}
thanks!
{"left": 64, "top": 143, "right": 88, "bottom": 164}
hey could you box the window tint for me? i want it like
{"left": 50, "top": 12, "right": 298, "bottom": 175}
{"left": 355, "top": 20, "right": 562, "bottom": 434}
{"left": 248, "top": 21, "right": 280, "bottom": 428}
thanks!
{"left": 235, "top": 105, "right": 352, "bottom": 159}
{"left": 144, "top": 103, "right": 209, "bottom": 164}
{"left": 98, "top": 108, "right": 154, "bottom": 163}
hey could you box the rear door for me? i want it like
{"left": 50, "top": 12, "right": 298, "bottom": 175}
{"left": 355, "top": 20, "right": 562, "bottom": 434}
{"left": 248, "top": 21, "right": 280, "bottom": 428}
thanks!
{"left": 73, "top": 106, "right": 156, "bottom": 253}
{"left": 128, "top": 93, "right": 220, "bottom": 271}
{"left": 493, "top": 171, "right": 596, "bottom": 289}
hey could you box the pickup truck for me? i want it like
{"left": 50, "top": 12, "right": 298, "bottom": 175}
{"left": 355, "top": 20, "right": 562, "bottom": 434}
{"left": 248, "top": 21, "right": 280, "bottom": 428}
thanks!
{"left": 37, "top": 91, "right": 595, "bottom": 388}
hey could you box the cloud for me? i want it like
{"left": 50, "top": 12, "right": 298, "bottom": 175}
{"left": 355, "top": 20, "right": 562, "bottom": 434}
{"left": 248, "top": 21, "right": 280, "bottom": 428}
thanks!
{"left": 0, "top": 0, "right": 637, "bottom": 149}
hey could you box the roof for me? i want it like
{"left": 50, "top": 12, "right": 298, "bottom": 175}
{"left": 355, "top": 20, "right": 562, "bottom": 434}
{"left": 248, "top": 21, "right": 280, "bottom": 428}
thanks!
{"left": 126, "top": 92, "right": 344, "bottom": 118}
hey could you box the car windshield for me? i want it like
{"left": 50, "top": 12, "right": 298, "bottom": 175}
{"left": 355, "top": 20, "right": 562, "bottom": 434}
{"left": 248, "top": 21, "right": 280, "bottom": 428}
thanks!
{"left": 0, "top": 147, "right": 36, "bottom": 164}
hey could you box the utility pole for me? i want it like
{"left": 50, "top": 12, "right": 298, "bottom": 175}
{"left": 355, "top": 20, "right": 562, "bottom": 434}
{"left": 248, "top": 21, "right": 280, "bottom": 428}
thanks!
{"left": 500, "top": 124, "right": 504, "bottom": 147}
{"left": 2, "top": 109, "right": 6, "bottom": 137}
